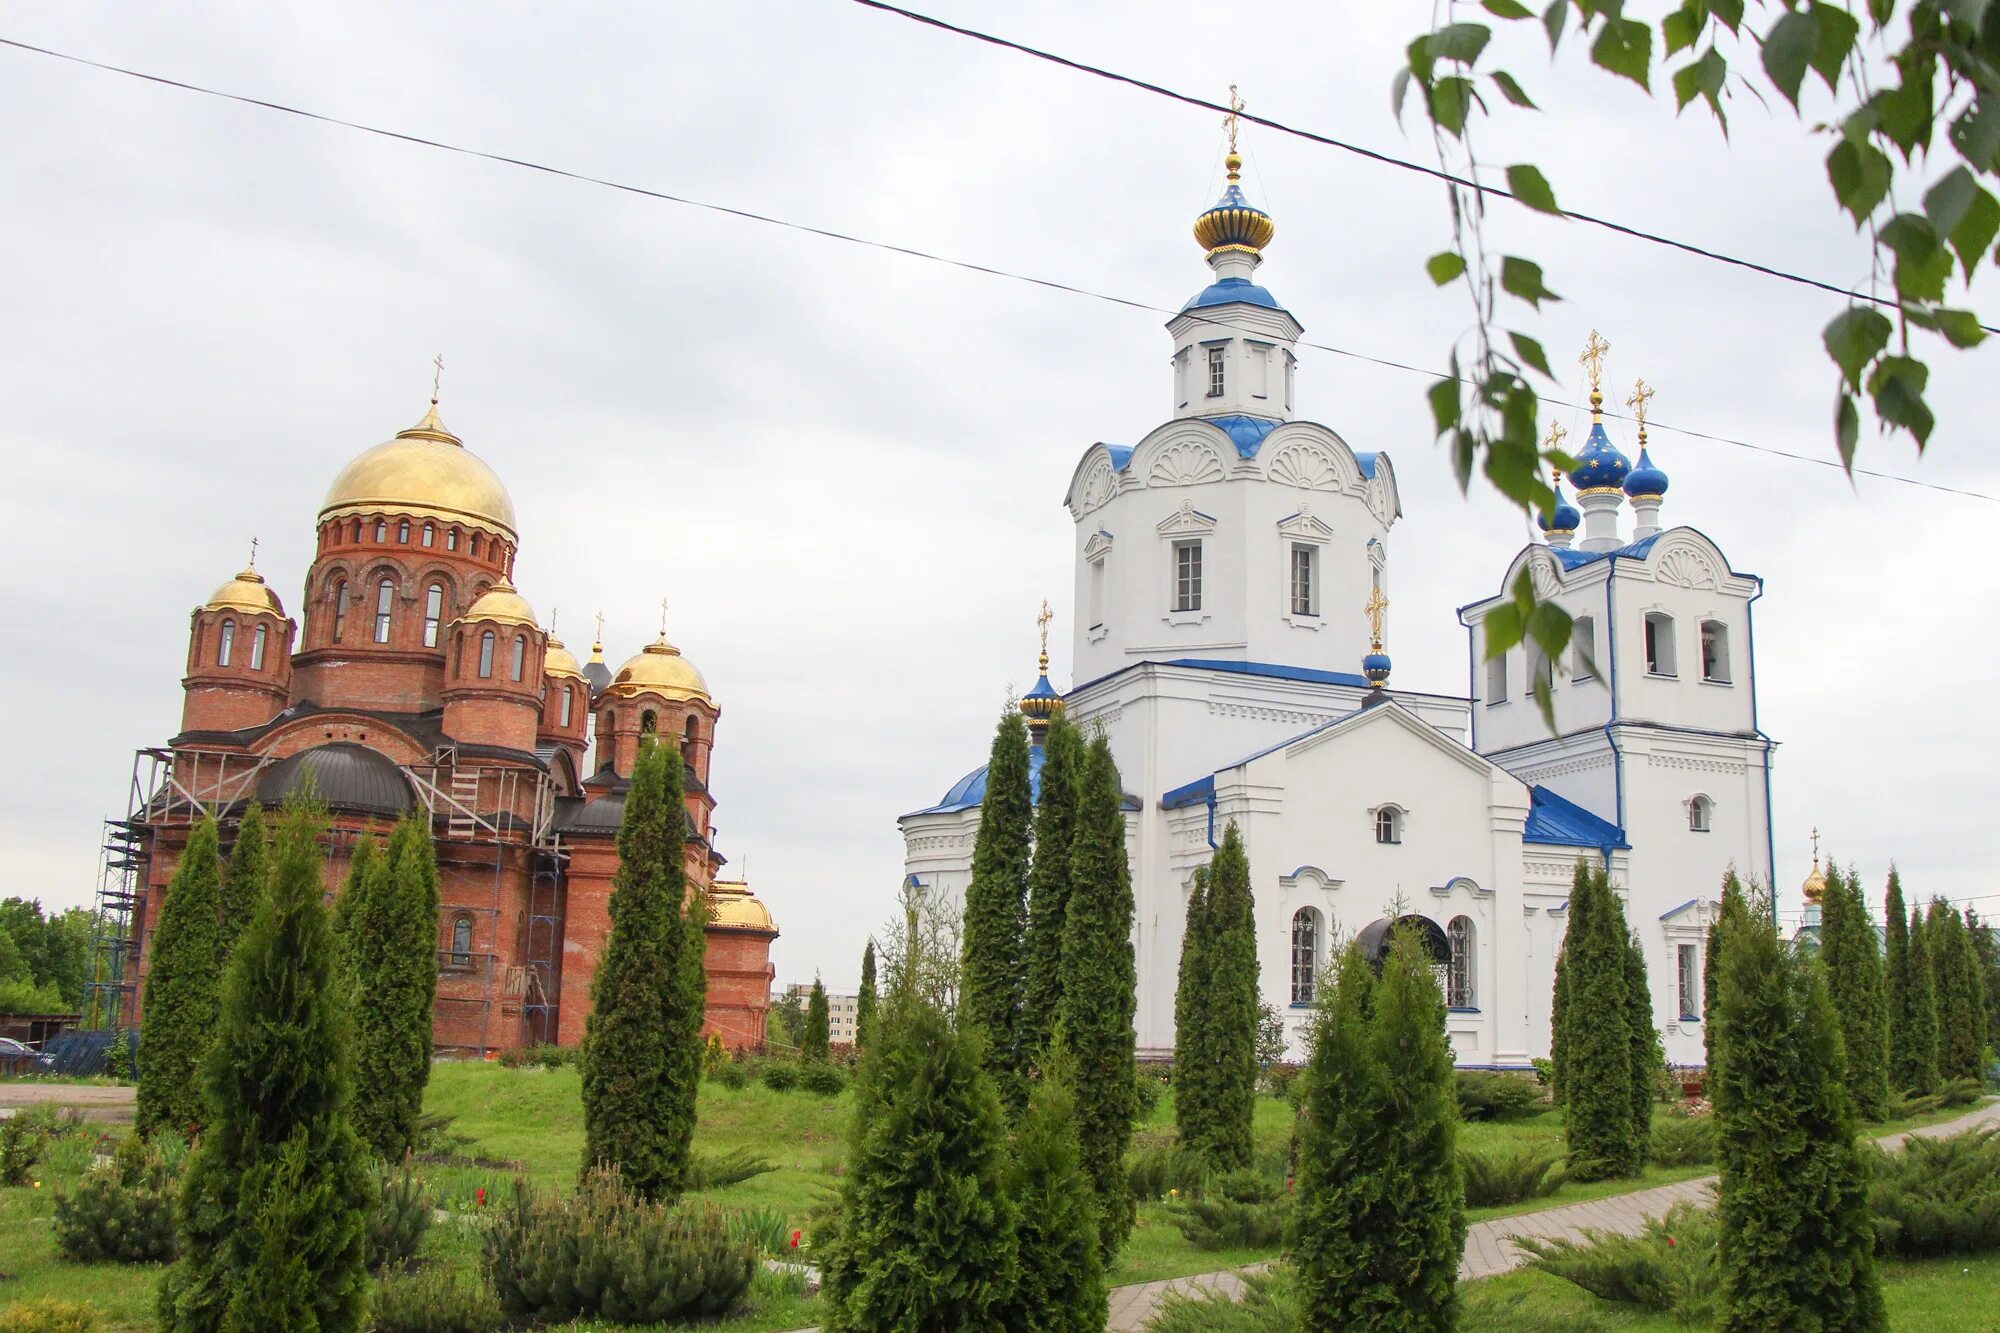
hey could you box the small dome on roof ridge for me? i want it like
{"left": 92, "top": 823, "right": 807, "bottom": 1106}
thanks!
{"left": 610, "top": 632, "right": 711, "bottom": 705}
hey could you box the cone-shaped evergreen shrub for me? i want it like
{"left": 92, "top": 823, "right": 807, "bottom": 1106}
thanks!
{"left": 350, "top": 816, "right": 440, "bottom": 1160}
{"left": 159, "top": 802, "right": 373, "bottom": 1333}
{"left": 581, "top": 740, "right": 697, "bottom": 1200}
{"left": 1623, "top": 928, "right": 1663, "bottom": 1152}
{"left": 820, "top": 996, "right": 1018, "bottom": 1330}
{"left": 1907, "top": 904, "right": 1940, "bottom": 1089}
{"left": 805, "top": 975, "right": 831, "bottom": 1061}
{"left": 1970, "top": 907, "right": 2000, "bottom": 1058}
{"left": 1558, "top": 861, "right": 1646, "bottom": 1180}
{"left": 1173, "top": 865, "right": 1213, "bottom": 1153}
{"left": 138, "top": 816, "right": 226, "bottom": 1139}
{"left": 1712, "top": 904, "right": 1883, "bottom": 1332}
{"left": 218, "top": 802, "right": 269, "bottom": 956}
{"left": 855, "top": 941, "right": 878, "bottom": 1049}
{"left": 1021, "top": 710, "right": 1081, "bottom": 1067}
{"left": 1001, "top": 1044, "right": 1106, "bottom": 1333}
{"left": 1884, "top": 869, "right": 1936, "bottom": 1096}
{"left": 1820, "top": 860, "right": 1890, "bottom": 1120}
{"left": 962, "top": 708, "right": 1033, "bottom": 1102}
{"left": 1703, "top": 871, "right": 1749, "bottom": 1081}
{"left": 1060, "top": 734, "right": 1138, "bottom": 1259}
{"left": 331, "top": 836, "right": 377, "bottom": 983}
{"left": 1548, "top": 859, "right": 1591, "bottom": 1107}
{"left": 1928, "top": 899, "right": 1984, "bottom": 1084}
{"left": 1195, "top": 821, "right": 1258, "bottom": 1172}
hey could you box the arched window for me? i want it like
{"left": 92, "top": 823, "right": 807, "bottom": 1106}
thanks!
{"left": 375, "top": 519, "right": 388, "bottom": 543}
{"left": 446, "top": 528, "right": 460, "bottom": 552}
{"left": 332, "top": 580, "right": 348, "bottom": 642}
{"left": 374, "top": 579, "right": 395, "bottom": 643}
{"left": 511, "top": 634, "right": 526, "bottom": 681}
{"left": 1700, "top": 620, "right": 1731, "bottom": 683}
{"left": 1644, "top": 612, "right": 1678, "bottom": 676}
{"left": 1290, "top": 908, "right": 1321, "bottom": 1005}
{"left": 685, "top": 715, "right": 700, "bottom": 743}
{"left": 560, "top": 685, "right": 573, "bottom": 727}
{"left": 250, "top": 623, "right": 267, "bottom": 671}
{"left": 478, "top": 630, "right": 495, "bottom": 678}
{"left": 217, "top": 619, "right": 236, "bottom": 666}
{"left": 423, "top": 584, "right": 445, "bottom": 648}
{"left": 397, "top": 519, "right": 411, "bottom": 544}
{"left": 641, "top": 710, "right": 658, "bottom": 734}
{"left": 1447, "top": 916, "right": 1476, "bottom": 1008}
{"left": 1688, "top": 794, "right": 1713, "bottom": 833}
{"left": 600, "top": 712, "right": 614, "bottom": 737}
{"left": 450, "top": 915, "right": 473, "bottom": 967}
{"left": 350, "top": 519, "right": 362, "bottom": 543}
{"left": 421, "top": 522, "right": 435, "bottom": 548}
{"left": 470, "top": 533, "right": 482, "bottom": 557}
{"left": 1572, "top": 614, "right": 1598, "bottom": 680}
{"left": 1375, "top": 806, "right": 1404, "bottom": 845}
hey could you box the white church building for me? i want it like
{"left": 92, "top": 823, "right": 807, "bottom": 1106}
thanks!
{"left": 900, "top": 147, "right": 1774, "bottom": 1070}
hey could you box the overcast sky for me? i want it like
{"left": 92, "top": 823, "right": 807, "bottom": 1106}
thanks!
{"left": 3, "top": 3, "right": 1995, "bottom": 989}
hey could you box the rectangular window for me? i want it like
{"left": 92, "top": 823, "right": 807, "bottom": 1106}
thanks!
{"left": 1088, "top": 557, "right": 1106, "bottom": 629}
{"left": 1486, "top": 647, "right": 1508, "bottom": 705}
{"left": 1289, "top": 543, "right": 1316, "bottom": 616}
{"left": 1678, "top": 944, "right": 1700, "bottom": 1020}
{"left": 1572, "top": 615, "right": 1597, "bottom": 680}
{"left": 1701, "top": 621, "right": 1731, "bottom": 683}
{"left": 1645, "top": 613, "right": 1677, "bottom": 676}
{"left": 1206, "top": 345, "right": 1226, "bottom": 397}
{"left": 1173, "top": 540, "right": 1203, "bottom": 612}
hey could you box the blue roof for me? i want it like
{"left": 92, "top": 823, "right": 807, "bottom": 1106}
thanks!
{"left": 1166, "top": 658, "right": 1373, "bottom": 689}
{"left": 1162, "top": 774, "right": 1214, "bottom": 810}
{"left": 1105, "top": 444, "right": 1135, "bottom": 472}
{"left": 916, "top": 743, "right": 1046, "bottom": 816}
{"left": 1182, "top": 276, "right": 1286, "bottom": 312}
{"left": 1550, "top": 531, "right": 1664, "bottom": 570}
{"left": 1624, "top": 446, "right": 1669, "bottom": 498}
{"left": 1160, "top": 707, "right": 1363, "bottom": 810}
{"left": 1022, "top": 674, "right": 1059, "bottom": 701}
{"left": 1204, "top": 414, "right": 1280, "bottom": 458}
{"left": 1569, "top": 419, "right": 1631, "bottom": 492}
{"left": 1523, "top": 786, "right": 1628, "bottom": 849}
{"left": 1354, "top": 452, "right": 1382, "bottom": 480}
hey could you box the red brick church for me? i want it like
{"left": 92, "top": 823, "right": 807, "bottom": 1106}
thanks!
{"left": 116, "top": 394, "right": 777, "bottom": 1054}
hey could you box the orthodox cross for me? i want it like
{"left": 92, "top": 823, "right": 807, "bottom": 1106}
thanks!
{"left": 1364, "top": 585, "right": 1390, "bottom": 650}
{"left": 247, "top": 535, "right": 259, "bottom": 570}
{"left": 431, "top": 353, "right": 444, "bottom": 404}
{"left": 593, "top": 610, "right": 606, "bottom": 651}
{"left": 549, "top": 605, "right": 558, "bottom": 635}
{"left": 1037, "top": 598, "right": 1053, "bottom": 659}
{"left": 1578, "top": 330, "right": 1610, "bottom": 393}
{"left": 1810, "top": 824, "right": 1820, "bottom": 866}
{"left": 1223, "top": 85, "right": 1245, "bottom": 154}
{"left": 1544, "top": 420, "right": 1568, "bottom": 477}
{"left": 659, "top": 598, "right": 670, "bottom": 637}
{"left": 1627, "top": 378, "right": 1655, "bottom": 443}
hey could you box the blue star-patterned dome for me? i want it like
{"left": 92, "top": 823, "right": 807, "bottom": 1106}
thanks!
{"left": 1623, "top": 446, "right": 1669, "bottom": 499}
{"left": 1538, "top": 478, "right": 1581, "bottom": 534}
{"left": 1362, "top": 650, "right": 1392, "bottom": 687}
{"left": 1569, "top": 419, "right": 1631, "bottom": 493}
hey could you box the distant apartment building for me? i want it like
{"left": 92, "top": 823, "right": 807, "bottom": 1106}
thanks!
{"left": 777, "top": 983, "right": 860, "bottom": 1046}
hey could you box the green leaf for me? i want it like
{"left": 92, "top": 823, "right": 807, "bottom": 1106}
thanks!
{"left": 1881, "top": 214, "right": 1953, "bottom": 301}
{"left": 1834, "top": 391, "right": 1859, "bottom": 471}
{"left": 1826, "top": 139, "right": 1891, "bottom": 227}
{"left": 1710, "top": 0, "right": 1745, "bottom": 31}
{"left": 1491, "top": 69, "right": 1539, "bottom": 108}
{"left": 1430, "top": 76, "right": 1476, "bottom": 136}
{"left": 1391, "top": 67, "right": 1414, "bottom": 123}
{"left": 1543, "top": 0, "right": 1570, "bottom": 51}
{"left": 1450, "top": 427, "right": 1477, "bottom": 491}
{"left": 1931, "top": 308, "right": 1987, "bottom": 348}
{"left": 1484, "top": 601, "right": 1526, "bottom": 657}
{"left": 1951, "top": 94, "right": 2000, "bottom": 171}
{"left": 1591, "top": 17, "right": 1654, "bottom": 90}
{"left": 1821, "top": 306, "right": 1892, "bottom": 391}
{"left": 1506, "top": 163, "right": 1562, "bottom": 214}
{"left": 1672, "top": 46, "right": 1729, "bottom": 127}
{"left": 1406, "top": 33, "right": 1437, "bottom": 84}
{"left": 1806, "top": 2, "right": 1858, "bottom": 94}
{"left": 1500, "top": 255, "right": 1560, "bottom": 307}
{"left": 1484, "top": 0, "right": 1535, "bottom": 17}
{"left": 1527, "top": 599, "right": 1574, "bottom": 660}
{"left": 1949, "top": 188, "right": 2000, "bottom": 280}
{"left": 1878, "top": 71, "right": 1937, "bottom": 156}
{"left": 1510, "top": 331, "right": 1555, "bottom": 378}
{"left": 1923, "top": 166, "right": 1981, "bottom": 241}
{"left": 1761, "top": 9, "right": 1818, "bottom": 109}
{"left": 1428, "top": 377, "right": 1463, "bottom": 435}
{"left": 1879, "top": 212, "right": 1941, "bottom": 264}
{"left": 1662, "top": 4, "right": 1702, "bottom": 57}
{"left": 1427, "top": 251, "right": 1468, "bottom": 285}
{"left": 1867, "top": 354, "right": 1934, "bottom": 445}
{"left": 1431, "top": 21, "right": 1494, "bottom": 65}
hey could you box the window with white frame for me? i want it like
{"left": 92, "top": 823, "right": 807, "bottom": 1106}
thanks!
{"left": 1447, "top": 916, "right": 1476, "bottom": 1008}
{"left": 511, "top": 634, "right": 527, "bottom": 682}
{"left": 1678, "top": 943, "right": 1700, "bottom": 1019}
{"left": 1206, "top": 345, "right": 1226, "bottom": 397}
{"left": 422, "top": 522, "right": 435, "bottom": 547}
{"left": 1572, "top": 614, "right": 1597, "bottom": 680}
{"left": 1291, "top": 908, "right": 1321, "bottom": 1004}
{"left": 374, "top": 579, "right": 394, "bottom": 643}
{"left": 1173, "top": 540, "right": 1203, "bottom": 612}
{"left": 475, "top": 630, "right": 494, "bottom": 678}
{"left": 375, "top": 519, "right": 388, "bottom": 543}
{"left": 1375, "top": 806, "right": 1404, "bottom": 845}
{"left": 560, "top": 685, "right": 573, "bottom": 728}
{"left": 1089, "top": 555, "right": 1106, "bottom": 628}
{"left": 1486, "top": 647, "right": 1508, "bottom": 705}
{"left": 423, "top": 584, "right": 445, "bottom": 648}
{"left": 1644, "top": 612, "right": 1677, "bottom": 676}
{"left": 250, "top": 624, "right": 267, "bottom": 671}
{"left": 1700, "top": 619, "right": 1731, "bottom": 683}
{"left": 217, "top": 619, "right": 236, "bottom": 667}
{"left": 1289, "top": 543, "right": 1317, "bottom": 616}
{"left": 1688, "top": 794, "right": 1713, "bottom": 833}
{"left": 397, "top": 519, "right": 411, "bottom": 544}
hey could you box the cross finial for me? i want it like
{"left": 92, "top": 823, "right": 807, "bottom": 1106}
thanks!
{"left": 1036, "top": 598, "right": 1054, "bottom": 673}
{"left": 431, "top": 353, "right": 444, "bottom": 405}
{"left": 1223, "top": 85, "right": 1245, "bottom": 157}
{"left": 1627, "top": 377, "right": 1655, "bottom": 444}
{"left": 1579, "top": 330, "right": 1610, "bottom": 397}
{"left": 549, "top": 605, "right": 558, "bottom": 636}
{"left": 1364, "top": 585, "right": 1390, "bottom": 651}
{"left": 659, "top": 598, "right": 670, "bottom": 638}
{"left": 1810, "top": 825, "right": 1820, "bottom": 866}
{"left": 592, "top": 610, "right": 606, "bottom": 654}
{"left": 247, "top": 536, "right": 259, "bottom": 571}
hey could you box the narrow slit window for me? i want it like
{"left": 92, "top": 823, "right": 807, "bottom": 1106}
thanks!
{"left": 1289, "top": 543, "right": 1316, "bottom": 616}
{"left": 1486, "top": 648, "right": 1508, "bottom": 705}
{"left": 217, "top": 619, "right": 235, "bottom": 667}
{"left": 250, "top": 623, "right": 267, "bottom": 671}
{"left": 374, "top": 519, "right": 388, "bottom": 543}
{"left": 397, "top": 519, "right": 411, "bottom": 544}
{"left": 374, "top": 579, "right": 394, "bottom": 643}
{"left": 1173, "top": 540, "right": 1203, "bottom": 612}
{"left": 451, "top": 916, "right": 473, "bottom": 967}
{"left": 511, "top": 634, "right": 526, "bottom": 681}
{"left": 1572, "top": 615, "right": 1597, "bottom": 680}
{"left": 423, "top": 584, "right": 444, "bottom": 648}
{"left": 332, "top": 580, "right": 348, "bottom": 642}
{"left": 1206, "top": 345, "right": 1226, "bottom": 397}
{"left": 560, "top": 685, "right": 573, "bottom": 727}
{"left": 1447, "top": 916, "right": 1475, "bottom": 1008}
{"left": 1290, "top": 908, "right": 1320, "bottom": 1005}
{"left": 478, "top": 630, "right": 495, "bottom": 678}
{"left": 1679, "top": 944, "right": 1701, "bottom": 1020}
{"left": 446, "top": 529, "right": 460, "bottom": 552}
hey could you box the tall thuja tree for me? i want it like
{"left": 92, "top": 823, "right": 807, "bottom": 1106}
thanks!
{"left": 1819, "top": 860, "right": 1890, "bottom": 1120}
{"left": 330, "top": 836, "right": 377, "bottom": 984}
{"left": 1704, "top": 870, "right": 1751, "bottom": 1080}
{"left": 1928, "top": 899, "right": 1984, "bottom": 1083}
{"left": 1623, "top": 929, "right": 1663, "bottom": 1150}
{"left": 1906, "top": 904, "right": 1941, "bottom": 1092}
{"left": 1712, "top": 899, "right": 1883, "bottom": 1332}
{"left": 349, "top": 815, "right": 440, "bottom": 1159}
{"left": 961, "top": 708, "right": 1033, "bottom": 1102}
{"left": 160, "top": 802, "right": 372, "bottom": 1333}
{"left": 1547, "top": 859, "right": 1594, "bottom": 1105}
{"left": 1061, "top": 733, "right": 1138, "bottom": 1260}
{"left": 1295, "top": 942, "right": 1379, "bottom": 1329}
{"left": 1020, "top": 710, "right": 1081, "bottom": 1068}
{"left": 580, "top": 740, "right": 692, "bottom": 1199}
{"left": 138, "top": 816, "right": 227, "bottom": 1138}
{"left": 1969, "top": 907, "right": 2000, "bottom": 1060}
{"left": 1883, "top": 868, "right": 1935, "bottom": 1096}
{"left": 1558, "top": 861, "right": 1645, "bottom": 1180}
{"left": 1172, "top": 866, "right": 1213, "bottom": 1150}
{"left": 805, "top": 975, "right": 831, "bottom": 1061}
{"left": 218, "top": 802, "right": 270, "bottom": 956}
{"left": 854, "top": 941, "right": 878, "bottom": 1049}
{"left": 1196, "top": 820, "right": 1258, "bottom": 1172}
{"left": 1001, "top": 1041, "right": 1106, "bottom": 1333}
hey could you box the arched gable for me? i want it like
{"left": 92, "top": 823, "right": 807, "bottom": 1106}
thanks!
{"left": 1257, "top": 420, "right": 1369, "bottom": 495}
{"left": 1064, "top": 443, "right": 1125, "bottom": 517}
{"left": 256, "top": 714, "right": 433, "bottom": 767}
{"left": 1121, "top": 420, "right": 1241, "bottom": 491}
{"left": 1638, "top": 527, "right": 1757, "bottom": 594}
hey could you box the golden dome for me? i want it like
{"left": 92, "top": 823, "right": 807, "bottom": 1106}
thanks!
{"left": 459, "top": 578, "right": 538, "bottom": 629}
{"left": 1801, "top": 855, "right": 1828, "bottom": 905}
{"left": 205, "top": 565, "right": 284, "bottom": 617}
{"left": 609, "top": 633, "right": 712, "bottom": 705}
{"left": 544, "top": 634, "right": 584, "bottom": 680}
{"left": 708, "top": 879, "right": 776, "bottom": 933}
{"left": 318, "top": 402, "right": 518, "bottom": 539}
{"left": 1193, "top": 154, "right": 1276, "bottom": 257}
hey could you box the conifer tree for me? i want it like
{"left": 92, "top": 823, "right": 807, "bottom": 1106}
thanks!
{"left": 1001, "top": 1042, "right": 1106, "bottom": 1333}
{"left": 1883, "top": 868, "right": 1933, "bottom": 1095}
{"left": 855, "top": 940, "right": 878, "bottom": 1049}
{"left": 580, "top": 740, "right": 695, "bottom": 1199}
{"left": 962, "top": 708, "right": 1033, "bottom": 1102}
{"left": 805, "top": 974, "right": 831, "bottom": 1061}
{"left": 348, "top": 815, "right": 440, "bottom": 1159}
{"left": 160, "top": 803, "right": 372, "bottom": 1333}
{"left": 1819, "top": 860, "right": 1890, "bottom": 1119}
{"left": 329, "top": 836, "right": 377, "bottom": 984}
{"left": 1172, "top": 865, "right": 1212, "bottom": 1152}
{"left": 1623, "top": 929, "right": 1663, "bottom": 1148}
{"left": 1712, "top": 899, "right": 1884, "bottom": 1331}
{"left": 1928, "top": 899, "right": 1984, "bottom": 1083}
{"left": 138, "top": 816, "right": 227, "bottom": 1138}
{"left": 218, "top": 802, "right": 269, "bottom": 955}
{"left": 1196, "top": 820, "right": 1258, "bottom": 1172}
{"left": 1295, "top": 941, "right": 1378, "bottom": 1330}
{"left": 1905, "top": 903, "right": 1940, "bottom": 1094}
{"left": 1557, "top": 861, "right": 1645, "bottom": 1180}
{"left": 1021, "top": 711, "right": 1081, "bottom": 1066}
{"left": 1968, "top": 907, "right": 2000, "bottom": 1059}
{"left": 821, "top": 993, "right": 1018, "bottom": 1330}
{"left": 1548, "top": 860, "right": 1594, "bottom": 1105}
{"left": 1061, "top": 733, "right": 1138, "bottom": 1260}
{"left": 1704, "top": 870, "right": 1750, "bottom": 1080}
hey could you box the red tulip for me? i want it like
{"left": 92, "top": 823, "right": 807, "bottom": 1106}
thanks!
{"left": 476, "top": 1187, "right": 487, "bottom": 1207}
{"left": 1666, "top": 1236, "right": 1677, "bottom": 1247}
{"left": 791, "top": 1229, "right": 802, "bottom": 1249}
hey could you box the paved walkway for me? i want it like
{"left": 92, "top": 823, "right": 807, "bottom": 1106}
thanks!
{"left": 0, "top": 1081, "right": 136, "bottom": 1122}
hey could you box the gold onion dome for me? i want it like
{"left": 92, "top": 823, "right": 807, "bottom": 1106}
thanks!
{"left": 319, "top": 401, "right": 518, "bottom": 539}
{"left": 204, "top": 564, "right": 284, "bottom": 617}
{"left": 543, "top": 633, "right": 584, "bottom": 680}
{"left": 610, "top": 632, "right": 712, "bottom": 705}
{"left": 1801, "top": 854, "right": 1828, "bottom": 906}
{"left": 1193, "top": 153, "right": 1276, "bottom": 257}
{"left": 460, "top": 578, "right": 538, "bottom": 629}
{"left": 708, "top": 879, "right": 776, "bottom": 933}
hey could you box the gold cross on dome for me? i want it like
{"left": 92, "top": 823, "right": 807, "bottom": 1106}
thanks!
{"left": 1223, "top": 84, "right": 1245, "bottom": 154}
{"left": 1627, "top": 377, "right": 1655, "bottom": 432}
{"left": 1579, "top": 330, "right": 1610, "bottom": 393}
{"left": 1364, "top": 585, "right": 1390, "bottom": 649}
{"left": 431, "top": 353, "right": 444, "bottom": 404}
{"left": 1037, "top": 599, "right": 1053, "bottom": 655}
{"left": 593, "top": 610, "right": 606, "bottom": 650}
{"left": 247, "top": 535, "right": 259, "bottom": 569}
{"left": 1810, "top": 824, "right": 1820, "bottom": 865}
{"left": 659, "top": 598, "right": 670, "bottom": 637}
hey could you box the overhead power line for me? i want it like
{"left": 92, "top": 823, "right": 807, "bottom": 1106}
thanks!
{"left": 0, "top": 34, "right": 1994, "bottom": 505}
{"left": 848, "top": 0, "right": 2000, "bottom": 338}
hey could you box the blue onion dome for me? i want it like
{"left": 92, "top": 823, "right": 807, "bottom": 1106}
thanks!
{"left": 1019, "top": 664, "right": 1063, "bottom": 729}
{"left": 1193, "top": 153, "right": 1276, "bottom": 257}
{"left": 1624, "top": 446, "right": 1669, "bottom": 499}
{"left": 1568, "top": 419, "right": 1631, "bottom": 494}
{"left": 1538, "top": 476, "right": 1581, "bottom": 534}
{"left": 1362, "top": 650, "right": 1392, "bottom": 688}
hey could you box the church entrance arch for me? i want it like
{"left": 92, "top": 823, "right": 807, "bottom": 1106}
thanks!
{"left": 1354, "top": 914, "right": 1450, "bottom": 972}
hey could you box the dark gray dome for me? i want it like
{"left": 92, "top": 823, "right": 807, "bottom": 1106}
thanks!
{"left": 256, "top": 743, "right": 414, "bottom": 815}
